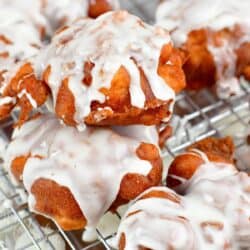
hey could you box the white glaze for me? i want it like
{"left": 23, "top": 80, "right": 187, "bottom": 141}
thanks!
{"left": 43, "top": 0, "right": 119, "bottom": 32}
{"left": 184, "top": 156, "right": 250, "bottom": 247}
{"left": 188, "top": 172, "right": 250, "bottom": 248}
{"left": 112, "top": 125, "right": 159, "bottom": 146}
{"left": 116, "top": 146, "right": 250, "bottom": 249}
{"left": 208, "top": 37, "right": 244, "bottom": 99}
{"left": 17, "top": 89, "right": 37, "bottom": 108}
{"left": 156, "top": 0, "right": 250, "bottom": 98}
{"left": 35, "top": 11, "right": 175, "bottom": 126}
{"left": 82, "top": 211, "right": 120, "bottom": 242}
{"left": 170, "top": 149, "right": 238, "bottom": 193}
{"left": 115, "top": 186, "right": 237, "bottom": 250}
{"left": 0, "top": 7, "right": 42, "bottom": 58}
{"left": 169, "top": 149, "right": 250, "bottom": 247}
{"left": 156, "top": 0, "right": 250, "bottom": 46}
{"left": 0, "top": 0, "right": 119, "bottom": 109}
{"left": 5, "top": 114, "right": 155, "bottom": 229}
{"left": 0, "top": 97, "right": 15, "bottom": 106}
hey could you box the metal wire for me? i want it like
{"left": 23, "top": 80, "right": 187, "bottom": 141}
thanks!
{"left": 0, "top": 1, "right": 250, "bottom": 249}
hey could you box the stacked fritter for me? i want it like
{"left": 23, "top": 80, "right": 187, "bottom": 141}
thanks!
{"left": 0, "top": 0, "right": 186, "bottom": 235}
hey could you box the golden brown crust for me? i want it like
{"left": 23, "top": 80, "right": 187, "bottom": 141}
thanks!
{"left": 0, "top": 35, "right": 12, "bottom": 45}
{"left": 10, "top": 154, "right": 87, "bottom": 230}
{"left": 1, "top": 39, "right": 185, "bottom": 127}
{"left": 95, "top": 66, "right": 132, "bottom": 113}
{"left": 0, "top": 63, "right": 49, "bottom": 126}
{"left": 86, "top": 101, "right": 172, "bottom": 126}
{"left": 182, "top": 29, "right": 216, "bottom": 90}
{"left": 85, "top": 43, "right": 187, "bottom": 126}
{"left": 10, "top": 155, "right": 30, "bottom": 181}
{"left": 31, "top": 178, "right": 86, "bottom": 231}
{"left": 167, "top": 153, "right": 205, "bottom": 189}
{"left": 111, "top": 143, "right": 163, "bottom": 210}
{"left": 55, "top": 78, "right": 76, "bottom": 126}
{"left": 84, "top": 63, "right": 174, "bottom": 126}
{"left": 45, "top": 43, "right": 185, "bottom": 127}
{"left": 139, "top": 189, "right": 180, "bottom": 204}
{"left": 11, "top": 154, "right": 43, "bottom": 182}
{"left": 82, "top": 61, "right": 95, "bottom": 86}
{"left": 88, "top": 0, "right": 114, "bottom": 19}
{"left": 0, "top": 102, "right": 15, "bottom": 120}
{"left": 159, "top": 125, "right": 172, "bottom": 148}
{"left": 181, "top": 26, "right": 250, "bottom": 91}
{"left": 187, "top": 136, "right": 235, "bottom": 163}
{"left": 10, "top": 142, "right": 162, "bottom": 230}
{"left": 119, "top": 233, "right": 126, "bottom": 250}
{"left": 158, "top": 45, "right": 186, "bottom": 93}
{"left": 167, "top": 137, "right": 235, "bottom": 189}
{"left": 236, "top": 42, "right": 250, "bottom": 81}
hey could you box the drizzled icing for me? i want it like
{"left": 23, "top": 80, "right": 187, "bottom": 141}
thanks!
{"left": 156, "top": 0, "right": 250, "bottom": 46}
{"left": 0, "top": 97, "right": 16, "bottom": 106}
{"left": 5, "top": 114, "right": 154, "bottom": 229}
{"left": 169, "top": 149, "right": 250, "bottom": 247}
{"left": 169, "top": 149, "right": 238, "bottom": 193}
{"left": 207, "top": 35, "right": 244, "bottom": 99}
{"left": 184, "top": 151, "right": 250, "bottom": 247}
{"left": 0, "top": 0, "right": 120, "bottom": 109}
{"left": 35, "top": 11, "right": 175, "bottom": 126}
{"left": 112, "top": 125, "right": 159, "bottom": 146}
{"left": 115, "top": 186, "right": 236, "bottom": 250}
{"left": 188, "top": 172, "right": 250, "bottom": 248}
{"left": 156, "top": 0, "right": 250, "bottom": 98}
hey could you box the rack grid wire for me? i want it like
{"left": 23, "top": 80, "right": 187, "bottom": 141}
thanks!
{"left": 0, "top": 1, "right": 250, "bottom": 249}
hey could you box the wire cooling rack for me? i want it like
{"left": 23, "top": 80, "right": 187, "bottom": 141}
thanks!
{"left": 0, "top": 1, "right": 250, "bottom": 249}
